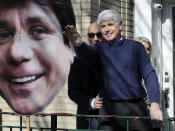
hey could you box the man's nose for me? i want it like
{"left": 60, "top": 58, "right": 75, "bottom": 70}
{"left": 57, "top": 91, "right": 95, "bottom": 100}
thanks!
{"left": 103, "top": 26, "right": 110, "bottom": 32}
{"left": 94, "top": 35, "right": 99, "bottom": 42}
{"left": 7, "top": 37, "right": 33, "bottom": 65}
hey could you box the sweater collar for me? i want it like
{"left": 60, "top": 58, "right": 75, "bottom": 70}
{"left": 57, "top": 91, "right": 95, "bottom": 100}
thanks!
{"left": 105, "top": 36, "right": 124, "bottom": 47}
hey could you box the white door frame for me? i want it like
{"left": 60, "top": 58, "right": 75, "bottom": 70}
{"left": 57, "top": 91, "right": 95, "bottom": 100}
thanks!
{"left": 162, "top": 3, "right": 175, "bottom": 130}
{"left": 134, "top": 0, "right": 175, "bottom": 130}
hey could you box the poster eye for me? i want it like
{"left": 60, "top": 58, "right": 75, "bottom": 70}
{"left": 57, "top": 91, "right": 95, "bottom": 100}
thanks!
{"left": 30, "top": 26, "right": 48, "bottom": 40}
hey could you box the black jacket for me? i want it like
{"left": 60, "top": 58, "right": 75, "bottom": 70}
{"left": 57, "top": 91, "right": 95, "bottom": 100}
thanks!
{"left": 68, "top": 56, "right": 100, "bottom": 114}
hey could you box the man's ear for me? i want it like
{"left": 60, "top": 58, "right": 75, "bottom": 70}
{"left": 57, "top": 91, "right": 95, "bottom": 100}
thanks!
{"left": 119, "top": 22, "right": 123, "bottom": 30}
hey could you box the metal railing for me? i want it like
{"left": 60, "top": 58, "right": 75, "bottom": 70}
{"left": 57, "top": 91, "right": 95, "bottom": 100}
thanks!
{"left": 0, "top": 112, "right": 174, "bottom": 131}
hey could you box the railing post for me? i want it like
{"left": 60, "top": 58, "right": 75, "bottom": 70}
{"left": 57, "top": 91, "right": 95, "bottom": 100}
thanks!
{"left": 20, "top": 116, "right": 22, "bottom": 131}
{"left": 26, "top": 116, "right": 30, "bottom": 131}
{"left": 168, "top": 120, "right": 170, "bottom": 131}
{"left": 10, "top": 126, "right": 12, "bottom": 131}
{"left": 0, "top": 109, "right": 2, "bottom": 131}
{"left": 126, "top": 118, "right": 129, "bottom": 131}
{"left": 51, "top": 115, "right": 57, "bottom": 131}
{"left": 88, "top": 118, "right": 91, "bottom": 129}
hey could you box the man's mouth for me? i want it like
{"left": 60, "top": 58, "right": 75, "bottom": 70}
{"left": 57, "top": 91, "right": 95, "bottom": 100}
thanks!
{"left": 9, "top": 74, "right": 43, "bottom": 84}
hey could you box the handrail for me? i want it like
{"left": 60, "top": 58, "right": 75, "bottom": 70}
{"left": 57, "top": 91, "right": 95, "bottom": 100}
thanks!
{"left": 0, "top": 112, "right": 174, "bottom": 131}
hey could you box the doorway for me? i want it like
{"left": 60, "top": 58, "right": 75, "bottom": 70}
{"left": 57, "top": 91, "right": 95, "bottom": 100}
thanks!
{"left": 162, "top": 4, "right": 175, "bottom": 131}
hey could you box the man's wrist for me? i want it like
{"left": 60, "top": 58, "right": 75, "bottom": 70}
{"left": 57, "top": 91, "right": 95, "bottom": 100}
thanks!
{"left": 72, "top": 38, "right": 83, "bottom": 47}
{"left": 150, "top": 102, "right": 160, "bottom": 109}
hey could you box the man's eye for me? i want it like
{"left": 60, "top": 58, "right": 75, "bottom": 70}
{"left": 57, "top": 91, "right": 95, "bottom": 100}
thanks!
{"left": 101, "top": 25, "right": 105, "bottom": 28}
{"left": 108, "top": 23, "right": 113, "bottom": 26}
{"left": 30, "top": 26, "right": 48, "bottom": 40}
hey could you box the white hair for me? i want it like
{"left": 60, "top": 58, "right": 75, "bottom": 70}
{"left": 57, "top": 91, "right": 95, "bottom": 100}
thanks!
{"left": 97, "top": 10, "right": 122, "bottom": 26}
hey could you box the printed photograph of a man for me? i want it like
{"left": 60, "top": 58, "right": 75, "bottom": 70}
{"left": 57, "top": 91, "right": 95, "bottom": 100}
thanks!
{"left": 0, "top": 0, "right": 75, "bottom": 115}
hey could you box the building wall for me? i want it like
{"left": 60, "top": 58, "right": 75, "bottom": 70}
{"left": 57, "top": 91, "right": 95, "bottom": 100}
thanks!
{"left": 73, "top": 0, "right": 91, "bottom": 43}
{"left": 0, "top": 0, "right": 134, "bottom": 130}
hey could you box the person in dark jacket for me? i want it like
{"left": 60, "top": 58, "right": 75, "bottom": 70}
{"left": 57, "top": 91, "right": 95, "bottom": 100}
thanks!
{"left": 68, "top": 22, "right": 103, "bottom": 129}
{"left": 64, "top": 9, "right": 162, "bottom": 131}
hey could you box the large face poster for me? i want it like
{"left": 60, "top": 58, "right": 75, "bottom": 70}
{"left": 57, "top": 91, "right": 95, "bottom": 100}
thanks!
{"left": 0, "top": 0, "right": 75, "bottom": 115}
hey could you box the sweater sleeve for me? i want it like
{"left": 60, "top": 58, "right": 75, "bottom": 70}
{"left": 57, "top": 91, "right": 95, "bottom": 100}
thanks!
{"left": 137, "top": 43, "right": 160, "bottom": 103}
{"left": 74, "top": 42, "right": 99, "bottom": 66}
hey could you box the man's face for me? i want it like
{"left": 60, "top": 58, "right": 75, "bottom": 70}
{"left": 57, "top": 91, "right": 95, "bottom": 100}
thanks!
{"left": 142, "top": 41, "right": 151, "bottom": 56}
{"left": 100, "top": 19, "right": 122, "bottom": 41}
{"left": 0, "top": 1, "right": 73, "bottom": 115}
{"left": 87, "top": 23, "right": 103, "bottom": 45}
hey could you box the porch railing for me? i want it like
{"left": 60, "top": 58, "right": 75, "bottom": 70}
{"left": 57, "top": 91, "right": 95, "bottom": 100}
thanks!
{"left": 0, "top": 112, "right": 174, "bottom": 131}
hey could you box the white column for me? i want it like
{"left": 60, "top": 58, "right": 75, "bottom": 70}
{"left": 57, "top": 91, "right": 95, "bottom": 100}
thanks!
{"left": 134, "top": 0, "right": 152, "bottom": 41}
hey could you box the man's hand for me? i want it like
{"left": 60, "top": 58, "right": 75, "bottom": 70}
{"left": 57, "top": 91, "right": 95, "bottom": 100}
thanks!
{"left": 94, "top": 94, "right": 103, "bottom": 109}
{"left": 64, "top": 25, "right": 83, "bottom": 47}
{"left": 150, "top": 102, "right": 163, "bottom": 121}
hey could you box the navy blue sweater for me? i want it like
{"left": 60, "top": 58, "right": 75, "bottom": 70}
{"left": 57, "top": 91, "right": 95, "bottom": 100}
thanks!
{"left": 75, "top": 37, "right": 160, "bottom": 103}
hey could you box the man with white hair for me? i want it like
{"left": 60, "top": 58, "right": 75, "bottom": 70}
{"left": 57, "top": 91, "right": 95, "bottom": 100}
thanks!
{"left": 65, "top": 9, "right": 162, "bottom": 131}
